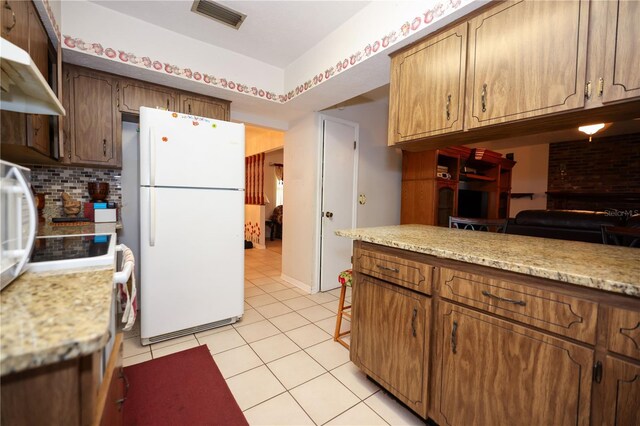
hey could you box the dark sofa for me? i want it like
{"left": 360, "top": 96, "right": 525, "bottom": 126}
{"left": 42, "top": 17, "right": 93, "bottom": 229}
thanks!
{"left": 506, "top": 210, "right": 639, "bottom": 244}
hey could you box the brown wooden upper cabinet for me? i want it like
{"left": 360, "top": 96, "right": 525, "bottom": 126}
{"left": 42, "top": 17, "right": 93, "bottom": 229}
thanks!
{"left": 465, "top": 0, "right": 589, "bottom": 129}
{"left": 388, "top": 22, "right": 467, "bottom": 144}
{"left": 179, "top": 94, "right": 230, "bottom": 120}
{"left": 118, "top": 79, "right": 178, "bottom": 114}
{"left": 1, "top": 0, "right": 29, "bottom": 50}
{"left": 63, "top": 65, "right": 121, "bottom": 168}
{"left": 602, "top": 0, "right": 640, "bottom": 103}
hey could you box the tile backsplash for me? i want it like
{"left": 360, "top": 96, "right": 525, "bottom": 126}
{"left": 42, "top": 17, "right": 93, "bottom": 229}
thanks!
{"left": 28, "top": 165, "right": 122, "bottom": 219}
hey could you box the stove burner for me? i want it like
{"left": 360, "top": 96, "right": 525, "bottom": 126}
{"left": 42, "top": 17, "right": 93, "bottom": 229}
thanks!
{"left": 31, "top": 235, "right": 112, "bottom": 263}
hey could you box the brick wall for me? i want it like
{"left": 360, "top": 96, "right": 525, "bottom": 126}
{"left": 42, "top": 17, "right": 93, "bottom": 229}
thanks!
{"left": 547, "top": 132, "right": 640, "bottom": 211}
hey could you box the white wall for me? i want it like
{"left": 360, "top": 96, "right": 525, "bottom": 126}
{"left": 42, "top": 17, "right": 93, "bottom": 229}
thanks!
{"left": 120, "top": 121, "right": 140, "bottom": 294}
{"left": 282, "top": 114, "right": 321, "bottom": 290}
{"left": 323, "top": 99, "right": 402, "bottom": 228}
{"left": 264, "top": 149, "right": 284, "bottom": 220}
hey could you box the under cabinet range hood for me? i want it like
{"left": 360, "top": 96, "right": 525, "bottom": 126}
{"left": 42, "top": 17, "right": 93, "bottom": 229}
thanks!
{"left": 0, "top": 37, "right": 65, "bottom": 115}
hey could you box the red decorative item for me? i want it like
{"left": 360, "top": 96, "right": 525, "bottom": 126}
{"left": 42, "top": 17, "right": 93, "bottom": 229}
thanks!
{"left": 162, "top": 137, "right": 168, "bottom": 142}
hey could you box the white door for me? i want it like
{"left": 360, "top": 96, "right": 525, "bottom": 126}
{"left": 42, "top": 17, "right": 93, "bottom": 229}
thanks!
{"left": 320, "top": 118, "right": 358, "bottom": 291}
{"left": 139, "top": 107, "right": 245, "bottom": 189}
{"left": 140, "top": 186, "right": 244, "bottom": 341}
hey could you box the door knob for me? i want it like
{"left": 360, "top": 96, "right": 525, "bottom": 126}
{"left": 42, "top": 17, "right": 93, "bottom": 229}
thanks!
{"left": 325, "top": 211, "right": 334, "bottom": 218}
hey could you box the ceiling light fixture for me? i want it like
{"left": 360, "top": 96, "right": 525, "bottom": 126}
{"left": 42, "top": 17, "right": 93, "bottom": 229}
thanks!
{"left": 578, "top": 123, "right": 605, "bottom": 142}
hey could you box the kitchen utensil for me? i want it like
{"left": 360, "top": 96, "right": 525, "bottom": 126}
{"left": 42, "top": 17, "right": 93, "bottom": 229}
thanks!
{"left": 88, "top": 182, "right": 109, "bottom": 202}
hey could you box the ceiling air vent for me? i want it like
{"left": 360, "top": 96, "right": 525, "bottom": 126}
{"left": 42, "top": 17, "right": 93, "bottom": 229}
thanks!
{"left": 191, "top": 0, "right": 246, "bottom": 30}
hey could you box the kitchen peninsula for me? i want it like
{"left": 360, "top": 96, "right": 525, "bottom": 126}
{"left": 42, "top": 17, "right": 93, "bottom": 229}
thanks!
{"left": 337, "top": 225, "right": 640, "bottom": 425}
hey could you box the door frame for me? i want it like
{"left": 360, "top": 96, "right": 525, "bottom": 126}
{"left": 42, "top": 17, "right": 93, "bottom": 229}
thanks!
{"left": 314, "top": 114, "right": 359, "bottom": 293}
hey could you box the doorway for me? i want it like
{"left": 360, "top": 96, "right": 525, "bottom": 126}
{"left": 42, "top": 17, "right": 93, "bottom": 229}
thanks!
{"left": 319, "top": 116, "right": 359, "bottom": 292}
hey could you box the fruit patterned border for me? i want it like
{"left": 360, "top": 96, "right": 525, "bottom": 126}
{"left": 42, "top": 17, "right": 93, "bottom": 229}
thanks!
{"left": 61, "top": 0, "right": 468, "bottom": 104}
{"left": 40, "top": 0, "right": 61, "bottom": 40}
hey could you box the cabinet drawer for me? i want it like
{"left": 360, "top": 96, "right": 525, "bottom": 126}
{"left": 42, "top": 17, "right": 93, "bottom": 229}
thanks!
{"left": 355, "top": 248, "right": 433, "bottom": 295}
{"left": 607, "top": 307, "right": 640, "bottom": 360}
{"left": 438, "top": 268, "right": 598, "bottom": 344}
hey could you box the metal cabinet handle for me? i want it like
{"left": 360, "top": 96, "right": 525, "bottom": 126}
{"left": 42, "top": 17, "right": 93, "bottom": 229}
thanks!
{"left": 116, "top": 82, "right": 120, "bottom": 108}
{"left": 376, "top": 264, "right": 399, "bottom": 273}
{"left": 597, "top": 78, "right": 604, "bottom": 98}
{"left": 481, "top": 84, "right": 487, "bottom": 112}
{"left": 103, "top": 139, "right": 107, "bottom": 156}
{"left": 593, "top": 361, "right": 603, "bottom": 383}
{"left": 188, "top": 104, "right": 192, "bottom": 114}
{"left": 451, "top": 320, "right": 458, "bottom": 354}
{"left": 584, "top": 81, "right": 592, "bottom": 100}
{"left": 411, "top": 308, "right": 417, "bottom": 337}
{"left": 3, "top": 2, "right": 16, "bottom": 33}
{"left": 481, "top": 290, "right": 526, "bottom": 306}
{"left": 166, "top": 98, "right": 170, "bottom": 110}
{"left": 446, "top": 94, "right": 451, "bottom": 121}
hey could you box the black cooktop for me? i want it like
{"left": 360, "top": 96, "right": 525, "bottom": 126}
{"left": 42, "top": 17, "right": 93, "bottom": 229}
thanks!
{"left": 30, "top": 235, "right": 111, "bottom": 263}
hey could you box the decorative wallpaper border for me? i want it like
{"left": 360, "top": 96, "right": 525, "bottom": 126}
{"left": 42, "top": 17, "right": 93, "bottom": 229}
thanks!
{"left": 62, "top": 0, "right": 468, "bottom": 105}
{"left": 40, "top": 0, "right": 61, "bottom": 41}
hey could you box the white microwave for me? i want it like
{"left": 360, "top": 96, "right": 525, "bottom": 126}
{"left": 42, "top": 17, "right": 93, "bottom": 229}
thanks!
{"left": 1, "top": 160, "right": 37, "bottom": 290}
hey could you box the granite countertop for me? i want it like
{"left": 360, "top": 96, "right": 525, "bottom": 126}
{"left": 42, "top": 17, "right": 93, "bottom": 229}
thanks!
{"left": 38, "top": 221, "right": 123, "bottom": 237}
{"left": 1, "top": 266, "right": 114, "bottom": 376}
{"left": 336, "top": 225, "right": 640, "bottom": 297}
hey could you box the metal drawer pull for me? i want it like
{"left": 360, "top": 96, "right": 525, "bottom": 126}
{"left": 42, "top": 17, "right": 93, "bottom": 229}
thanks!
{"left": 103, "top": 139, "right": 107, "bottom": 156}
{"left": 411, "top": 308, "right": 417, "bottom": 337}
{"left": 376, "top": 264, "right": 399, "bottom": 273}
{"left": 446, "top": 94, "right": 451, "bottom": 120}
{"left": 481, "top": 83, "right": 487, "bottom": 112}
{"left": 481, "top": 290, "right": 526, "bottom": 306}
{"left": 451, "top": 320, "right": 458, "bottom": 354}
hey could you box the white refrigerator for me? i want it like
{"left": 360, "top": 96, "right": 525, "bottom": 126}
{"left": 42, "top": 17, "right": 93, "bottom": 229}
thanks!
{"left": 139, "top": 107, "right": 245, "bottom": 345}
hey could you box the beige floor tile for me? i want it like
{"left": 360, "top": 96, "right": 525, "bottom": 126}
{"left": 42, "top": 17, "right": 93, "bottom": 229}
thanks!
{"left": 321, "top": 299, "right": 340, "bottom": 314}
{"left": 245, "top": 271, "right": 267, "bottom": 280}
{"left": 260, "top": 282, "right": 289, "bottom": 293}
{"left": 123, "top": 336, "right": 151, "bottom": 357}
{"left": 267, "top": 351, "right": 326, "bottom": 389}
{"left": 262, "top": 269, "right": 282, "bottom": 277}
{"left": 292, "top": 287, "right": 310, "bottom": 295}
{"left": 235, "top": 320, "right": 281, "bottom": 343}
{"left": 123, "top": 352, "right": 152, "bottom": 367}
{"left": 286, "top": 324, "right": 332, "bottom": 349}
{"left": 226, "top": 365, "right": 285, "bottom": 410}
{"left": 211, "top": 345, "right": 263, "bottom": 379}
{"left": 364, "top": 391, "right": 424, "bottom": 425}
{"left": 290, "top": 373, "right": 359, "bottom": 425}
{"left": 331, "top": 362, "right": 379, "bottom": 399}
{"left": 282, "top": 296, "right": 317, "bottom": 311}
{"left": 254, "top": 302, "right": 292, "bottom": 319}
{"left": 306, "top": 291, "right": 338, "bottom": 304}
{"left": 244, "top": 302, "right": 252, "bottom": 310}
{"left": 306, "top": 339, "right": 350, "bottom": 370}
{"left": 246, "top": 293, "right": 279, "bottom": 308}
{"left": 244, "top": 281, "right": 256, "bottom": 289}
{"left": 150, "top": 334, "right": 197, "bottom": 350}
{"left": 316, "top": 316, "right": 349, "bottom": 336}
{"left": 198, "top": 329, "right": 246, "bottom": 354}
{"left": 234, "top": 309, "right": 266, "bottom": 328}
{"left": 250, "top": 334, "right": 300, "bottom": 363}
{"left": 325, "top": 402, "right": 387, "bottom": 425}
{"left": 327, "top": 288, "right": 342, "bottom": 298}
{"left": 151, "top": 340, "right": 199, "bottom": 359}
{"left": 271, "top": 288, "right": 305, "bottom": 302}
{"left": 251, "top": 277, "right": 279, "bottom": 286}
{"left": 243, "top": 392, "right": 314, "bottom": 426}
{"left": 245, "top": 286, "right": 266, "bottom": 297}
{"left": 297, "top": 305, "right": 336, "bottom": 322}
{"left": 194, "top": 324, "right": 235, "bottom": 339}
{"left": 269, "top": 312, "right": 310, "bottom": 332}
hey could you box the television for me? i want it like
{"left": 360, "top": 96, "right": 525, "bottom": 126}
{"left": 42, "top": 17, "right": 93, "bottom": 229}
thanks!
{"left": 458, "top": 190, "right": 489, "bottom": 218}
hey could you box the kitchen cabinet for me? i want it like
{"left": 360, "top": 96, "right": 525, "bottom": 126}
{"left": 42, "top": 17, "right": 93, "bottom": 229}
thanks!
{"left": 602, "top": 0, "right": 640, "bottom": 103}
{"left": 434, "top": 302, "right": 593, "bottom": 426}
{"left": 465, "top": 0, "right": 589, "bottom": 129}
{"left": 63, "top": 65, "right": 122, "bottom": 168}
{"left": 1, "top": 0, "right": 29, "bottom": 50}
{"left": 388, "top": 22, "right": 467, "bottom": 144}
{"left": 601, "top": 356, "right": 640, "bottom": 426}
{"left": 118, "top": 79, "right": 178, "bottom": 114}
{"left": 607, "top": 307, "right": 640, "bottom": 360}
{"left": 351, "top": 274, "right": 431, "bottom": 418}
{"left": 179, "top": 93, "right": 230, "bottom": 120}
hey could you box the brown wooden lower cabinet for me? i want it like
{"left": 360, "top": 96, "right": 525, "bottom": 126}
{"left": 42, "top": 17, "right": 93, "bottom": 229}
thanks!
{"left": 601, "top": 356, "right": 640, "bottom": 426}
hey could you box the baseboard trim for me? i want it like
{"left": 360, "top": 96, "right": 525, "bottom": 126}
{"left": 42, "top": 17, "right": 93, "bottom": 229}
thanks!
{"left": 280, "top": 274, "right": 312, "bottom": 294}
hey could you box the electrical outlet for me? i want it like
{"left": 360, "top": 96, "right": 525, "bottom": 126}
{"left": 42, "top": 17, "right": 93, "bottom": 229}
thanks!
{"left": 358, "top": 194, "right": 367, "bottom": 205}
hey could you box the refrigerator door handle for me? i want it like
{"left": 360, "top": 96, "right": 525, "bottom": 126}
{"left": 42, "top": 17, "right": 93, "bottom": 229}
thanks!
{"left": 149, "top": 127, "right": 156, "bottom": 187}
{"left": 149, "top": 186, "right": 156, "bottom": 247}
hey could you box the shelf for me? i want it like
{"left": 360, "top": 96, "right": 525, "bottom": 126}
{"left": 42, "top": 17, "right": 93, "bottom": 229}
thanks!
{"left": 460, "top": 173, "right": 496, "bottom": 182}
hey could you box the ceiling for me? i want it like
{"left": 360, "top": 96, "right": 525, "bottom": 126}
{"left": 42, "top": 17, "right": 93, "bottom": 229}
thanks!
{"left": 90, "top": 0, "right": 370, "bottom": 68}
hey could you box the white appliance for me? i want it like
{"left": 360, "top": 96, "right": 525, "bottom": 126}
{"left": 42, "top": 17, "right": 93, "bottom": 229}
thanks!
{"left": 139, "top": 107, "right": 245, "bottom": 345}
{"left": 0, "top": 160, "right": 36, "bottom": 289}
{"left": 0, "top": 38, "right": 65, "bottom": 115}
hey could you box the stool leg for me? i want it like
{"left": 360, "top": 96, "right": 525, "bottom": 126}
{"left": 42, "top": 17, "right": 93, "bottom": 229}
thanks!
{"left": 334, "top": 283, "right": 347, "bottom": 343}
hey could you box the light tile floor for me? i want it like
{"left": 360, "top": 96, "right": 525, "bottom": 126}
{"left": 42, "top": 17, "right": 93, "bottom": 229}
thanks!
{"left": 123, "top": 247, "right": 425, "bottom": 425}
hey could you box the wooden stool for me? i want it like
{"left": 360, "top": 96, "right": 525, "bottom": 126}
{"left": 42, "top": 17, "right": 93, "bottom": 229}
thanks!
{"left": 334, "top": 269, "right": 352, "bottom": 349}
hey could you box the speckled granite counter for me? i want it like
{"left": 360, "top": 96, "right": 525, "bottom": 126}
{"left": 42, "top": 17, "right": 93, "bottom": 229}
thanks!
{"left": 37, "top": 221, "right": 122, "bottom": 237}
{"left": 0, "top": 267, "right": 114, "bottom": 376}
{"left": 336, "top": 225, "right": 640, "bottom": 297}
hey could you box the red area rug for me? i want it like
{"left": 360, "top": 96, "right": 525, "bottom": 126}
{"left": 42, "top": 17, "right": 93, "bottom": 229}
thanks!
{"left": 123, "top": 345, "right": 248, "bottom": 426}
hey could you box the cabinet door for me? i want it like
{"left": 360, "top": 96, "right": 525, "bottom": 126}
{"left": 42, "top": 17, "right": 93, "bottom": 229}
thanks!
{"left": 434, "top": 302, "right": 593, "bottom": 426}
{"left": 67, "top": 67, "right": 121, "bottom": 167}
{"left": 1, "top": 0, "right": 29, "bottom": 50}
{"left": 179, "top": 94, "right": 229, "bottom": 120}
{"left": 389, "top": 22, "right": 467, "bottom": 144}
{"left": 27, "top": 3, "right": 50, "bottom": 156}
{"left": 436, "top": 181, "right": 457, "bottom": 227}
{"left": 351, "top": 275, "right": 430, "bottom": 418}
{"left": 119, "top": 80, "right": 177, "bottom": 114}
{"left": 601, "top": 356, "right": 640, "bottom": 426}
{"left": 466, "top": 0, "right": 589, "bottom": 129}
{"left": 602, "top": 0, "right": 640, "bottom": 103}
